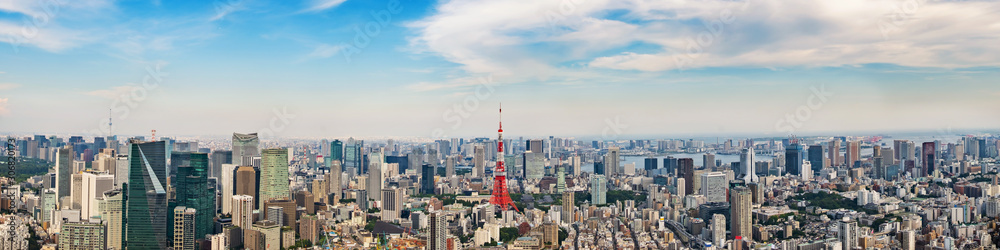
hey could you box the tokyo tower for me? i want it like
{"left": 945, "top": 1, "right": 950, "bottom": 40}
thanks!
{"left": 490, "top": 106, "right": 519, "bottom": 212}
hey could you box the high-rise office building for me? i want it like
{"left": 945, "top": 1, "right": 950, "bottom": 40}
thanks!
{"left": 123, "top": 140, "right": 168, "bottom": 249}
{"left": 259, "top": 148, "right": 289, "bottom": 209}
{"left": 368, "top": 162, "right": 383, "bottom": 201}
{"left": 445, "top": 155, "right": 456, "bottom": 177}
{"left": 79, "top": 171, "right": 114, "bottom": 219}
{"left": 829, "top": 139, "right": 841, "bottom": 166}
{"left": 605, "top": 147, "right": 620, "bottom": 177}
{"left": 99, "top": 189, "right": 123, "bottom": 250}
{"left": 429, "top": 212, "right": 447, "bottom": 250}
{"left": 846, "top": 140, "right": 860, "bottom": 167}
{"left": 40, "top": 189, "right": 56, "bottom": 225}
{"left": 712, "top": 213, "right": 726, "bottom": 246}
{"left": 678, "top": 158, "right": 694, "bottom": 195}
{"left": 382, "top": 187, "right": 403, "bottom": 222}
{"left": 785, "top": 143, "right": 804, "bottom": 176}
{"left": 703, "top": 153, "right": 716, "bottom": 169}
{"left": 266, "top": 206, "right": 284, "bottom": 227}
{"left": 209, "top": 150, "right": 233, "bottom": 183}
{"left": 901, "top": 230, "right": 915, "bottom": 250}
{"left": 838, "top": 217, "right": 858, "bottom": 250}
{"left": 527, "top": 139, "right": 544, "bottom": 156}
{"left": 562, "top": 191, "right": 574, "bottom": 224}
{"left": 232, "top": 195, "right": 254, "bottom": 229}
{"left": 327, "top": 160, "right": 342, "bottom": 202}
{"left": 174, "top": 152, "right": 215, "bottom": 240}
{"left": 644, "top": 157, "right": 658, "bottom": 172}
{"left": 173, "top": 207, "right": 197, "bottom": 250}
{"left": 591, "top": 175, "right": 607, "bottom": 205}
{"left": 730, "top": 186, "right": 751, "bottom": 241}
{"left": 524, "top": 152, "right": 545, "bottom": 179}
{"left": 330, "top": 139, "right": 343, "bottom": 161}
{"left": 56, "top": 145, "right": 74, "bottom": 202}
{"left": 59, "top": 221, "right": 106, "bottom": 250}
{"left": 234, "top": 166, "right": 257, "bottom": 208}
{"left": 474, "top": 145, "right": 486, "bottom": 178}
{"left": 232, "top": 133, "right": 260, "bottom": 166}
{"left": 421, "top": 164, "right": 435, "bottom": 195}
{"left": 808, "top": 144, "right": 825, "bottom": 171}
{"left": 739, "top": 148, "right": 758, "bottom": 183}
{"left": 701, "top": 172, "right": 727, "bottom": 203}
{"left": 221, "top": 164, "right": 238, "bottom": 214}
{"left": 311, "top": 178, "right": 327, "bottom": 203}
{"left": 922, "top": 142, "right": 936, "bottom": 176}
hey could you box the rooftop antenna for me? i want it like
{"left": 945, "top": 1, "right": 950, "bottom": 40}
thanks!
{"left": 151, "top": 130, "right": 156, "bottom": 141}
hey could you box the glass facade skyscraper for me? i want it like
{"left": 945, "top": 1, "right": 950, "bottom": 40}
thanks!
{"left": 259, "top": 148, "right": 290, "bottom": 209}
{"left": 173, "top": 152, "right": 216, "bottom": 241}
{"left": 124, "top": 140, "right": 168, "bottom": 249}
{"left": 785, "top": 143, "right": 804, "bottom": 176}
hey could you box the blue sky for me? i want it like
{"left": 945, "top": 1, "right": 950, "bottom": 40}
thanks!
{"left": 1, "top": 0, "right": 999, "bottom": 139}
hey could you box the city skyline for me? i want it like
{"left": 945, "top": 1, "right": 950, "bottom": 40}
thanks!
{"left": 2, "top": 0, "right": 1000, "bottom": 138}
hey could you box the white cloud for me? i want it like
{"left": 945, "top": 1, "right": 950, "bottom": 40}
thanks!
{"left": 408, "top": 0, "right": 1000, "bottom": 89}
{"left": 302, "top": 0, "right": 347, "bottom": 13}
{"left": 304, "top": 43, "right": 346, "bottom": 60}
{"left": 210, "top": 0, "right": 247, "bottom": 21}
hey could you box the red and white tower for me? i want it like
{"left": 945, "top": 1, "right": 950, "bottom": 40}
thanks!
{"left": 490, "top": 106, "right": 519, "bottom": 212}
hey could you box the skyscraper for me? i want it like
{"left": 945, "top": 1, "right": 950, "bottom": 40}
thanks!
{"left": 730, "top": 186, "right": 751, "bottom": 241}
{"left": 785, "top": 143, "right": 804, "bottom": 176}
{"left": 739, "top": 148, "right": 758, "bottom": 183}
{"left": 808, "top": 144, "right": 825, "bottom": 171}
{"left": 232, "top": 133, "right": 260, "bottom": 166}
{"left": 99, "top": 189, "right": 123, "bottom": 250}
{"left": 421, "top": 164, "right": 435, "bottom": 195}
{"left": 327, "top": 160, "right": 342, "bottom": 203}
{"left": 678, "top": 158, "right": 694, "bottom": 195}
{"left": 846, "top": 140, "right": 860, "bottom": 167}
{"left": 235, "top": 166, "right": 257, "bottom": 209}
{"left": 703, "top": 153, "right": 716, "bottom": 169}
{"left": 80, "top": 171, "right": 114, "bottom": 219}
{"left": 562, "top": 191, "right": 574, "bottom": 224}
{"left": 221, "top": 163, "right": 238, "bottom": 214}
{"left": 605, "top": 147, "right": 620, "bottom": 177}
{"left": 368, "top": 162, "right": 383, "bottom": 201}
{"left": 174, "top": 152, "right": 215, "bottom": 240}
{"left": 382, "top": 187, "right": 403, "bottom": 222}
{"left": 330, "top": 139, "right": 343, "bottom": 161}
{"left": 124, "top": 140, "right": 168, "bottom": 249}
{"left": 232, "top": 195, "right": 254, "bottom": 229}
{"left": 445, "top": 155, "right": 456, "bottom": 177}
{"left": 56, "top": 145, "right": 74, "bottom": 202}
{"left": 922, "top": 142, "right": 936, "bottom": 176}
{"left": 173, "top": 207, "right": 197, "bottom": 250}
{"left": 591, "top": 175, "right": 607, "bottom": 205}
{"left": 209, "top": 150, "right": 232, "bottom": 183}
{"left": 838, "top": 217, "right": 858, "bottom": 250}
{"left": 429, "top": 212, "right": 447, "bottom": 250}
{"left": 829, "top": 139, "right": 841, "bottom": 166}
{"left": 701, "top": 172, "right": 727, "bottom": 203}
{"left": 712, "top": 213, "right": 726, "bottom": 247}
{"left": 259, "top": 148, "right": 289, "bottom": 209}
{"left": 474, "top": 145, "right": 486, "bottom": 178}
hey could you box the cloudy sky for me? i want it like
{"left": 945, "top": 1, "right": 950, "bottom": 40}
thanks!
{"left": 1, "top": 0, "right": 998, "bottom": 139}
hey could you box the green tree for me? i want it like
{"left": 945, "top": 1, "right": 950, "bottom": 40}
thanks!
{"left": 500, "top": 227, "right": 520, "bottom": 243}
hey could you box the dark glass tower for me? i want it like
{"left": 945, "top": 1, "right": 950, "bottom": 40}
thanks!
{"left": 124, "top": 140, "right": 168, "bottom": 249}
{"left": 174, "top": 152, "right": 215, "bottom": 241}
{"left": 330, "top": 140, "right": 343, "bottom": 161}
{"left": 678, "top": 158, "right": 694, "bottom": 195}
{"left": 808, "top": 144, "right": 824, "bottom": 172}
{"left": 785, "top": 143, "right": 804, "bottom": 176}
{"left": 421, "top": 164, "right": 435, "bottom": 195}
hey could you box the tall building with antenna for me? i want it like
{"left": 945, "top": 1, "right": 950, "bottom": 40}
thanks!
{"left": 490, "top": 106, "right": 519, "bottom": 212}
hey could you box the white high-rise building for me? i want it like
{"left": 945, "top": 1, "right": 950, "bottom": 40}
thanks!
{"left": 99, "top": 189, "right": 123, "bottom": 250}
{"left": 232, "top": 195, "right": 254, "bottom": 228}
{"left": 114, "top": 155, "right": 129, "bottom": 187}
{"left": 712, "top": 213, "right": 726, "bottom": 246}
{"left": 174, "top": 207, "right": 196, "bottom": 250}
{"left": 701, "top": 172, "right": 727, "bottom": 203}
{"left": 591, "top": 175, "right": 607, "bottom": 205}
{"left": 382, "top": 187, "right": 404, "bottom": 222}
{"left": 740, "top": 148, "right": 759, "bottom": 183}
{"left": 838, "top": 217, "right": 858, "bottom": 250}
{"left": 801, "top": 161, "right": 812, "bottom": 181}
{"left": 368, "top": 162, "right": 383, "bottom": 202}
{"left": 221, "top": 163, "right": 238, "bottom": 214}
{"left": 80, "top": 172, "right": 114, "bottom": 219}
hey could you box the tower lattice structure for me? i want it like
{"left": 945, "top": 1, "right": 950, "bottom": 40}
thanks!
{"left": 490, "top": 107, "right": 519, "bottom": 212}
